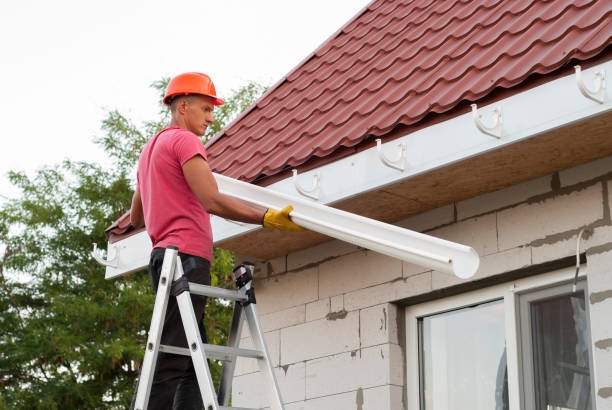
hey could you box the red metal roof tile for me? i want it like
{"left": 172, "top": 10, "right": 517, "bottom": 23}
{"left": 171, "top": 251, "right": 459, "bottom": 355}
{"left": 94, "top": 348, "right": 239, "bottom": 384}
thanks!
{"left": 206, "top": 0, "right": 612, "bottom": 184}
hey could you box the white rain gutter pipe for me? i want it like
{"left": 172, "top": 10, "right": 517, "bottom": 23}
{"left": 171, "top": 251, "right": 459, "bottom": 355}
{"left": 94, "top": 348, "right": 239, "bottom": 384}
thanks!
{"left": 215, "top": 174, "right": 479, "bottom": 279}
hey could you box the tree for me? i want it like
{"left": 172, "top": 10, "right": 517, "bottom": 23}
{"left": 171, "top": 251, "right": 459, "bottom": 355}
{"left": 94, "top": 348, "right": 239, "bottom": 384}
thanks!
{"left": 0, "top": 79, "right": 266, "bottom": 409}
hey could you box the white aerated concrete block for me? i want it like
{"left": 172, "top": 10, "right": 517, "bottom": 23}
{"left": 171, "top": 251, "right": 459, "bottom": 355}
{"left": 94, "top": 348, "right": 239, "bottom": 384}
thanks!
{"left": 318, "top": 250, "right": 402, "bottom": 298}
{"left": 430, "top": 213, "right": 498, "bottom": 256}
{"left": 402, "top": 258, "right": 431, "bottom": 277}
{"left": 255, "top": 267, "right": 318, "bottom": 315}
{"left": 305, "top": 344, "right": 403, "bottom": 399}
{"left": 330, "top": 294, "right": 344, "bottom": 312}
{"left": 305, "top": 298, "right": 330, "bottom": 322}
{"left": 232, "top": 364, "right": 298, "bottom": 409}
{"left": 457, "top": 175, "right": 552, "bottom": 220}
{"left": 608, "top": 180, "right": 612, "bottom": 219}
{"left": 279, "top": 361, "right": 307, "bottom": 404}
{"left": 287, "top": 239, "right": 358, "bottom": 271}
{"left": 284, "top": 390, "right": 357, "bottom": 410}
{"left": 360, "top": 304, "right": 399, "bottom": 347}
{"left": 344, "top": 272, "right": 431, "bottom": 311}
{"left": 361, "top": 384, "right": 404, "bottom": 410}
{"left": 235, "top": 329, "right": 280, "bottom": 376}
{"left": 281, "top": 311, "right": 360, "bottom": 365}
{"left": 259, "top": 305, "right": 306, "bottom": 333}
{"left": 586, "top": 250, "right": 612, "bottom": 409}
{"left": 432, "top": 269, "right": 464, "bottom": 289}
{"left": 532, "top": 207, "right": 612, "bottom": 266}
{"left": 255, "top": 255, "right": 287, "bottom": 277}
{"left": 532, "top": 236, "right": 577, "bottom": 265}
{"left": 587, "top": 251, "right": 612, "bottom": 340}
{"left": 559, "top": 155, "right": 612, "bottom": 187}
{"left": 396, "top": 204, "right": 455, "bottom": 232}
{"left": 473, "top": 246, "right": 532, "bottom": 280}
{"left": 284, "top": 385, "right": 404, "bottom": 410}
{"left": 497, "top": 184, "right": 603, "bottom": 251}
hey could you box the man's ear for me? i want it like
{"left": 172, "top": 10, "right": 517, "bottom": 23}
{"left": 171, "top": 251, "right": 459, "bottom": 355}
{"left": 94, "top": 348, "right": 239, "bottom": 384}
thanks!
{"left": 177, "top": 97, "right": 188, "bottom": 114}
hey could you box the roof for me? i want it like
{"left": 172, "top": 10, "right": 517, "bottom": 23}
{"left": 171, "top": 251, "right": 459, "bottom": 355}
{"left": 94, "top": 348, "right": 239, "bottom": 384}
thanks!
{"left": 205, "top": 0, "right": 611, "bottom": 185}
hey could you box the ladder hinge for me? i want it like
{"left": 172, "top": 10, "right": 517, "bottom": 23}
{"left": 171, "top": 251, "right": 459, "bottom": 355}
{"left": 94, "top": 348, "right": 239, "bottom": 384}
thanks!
{"left": 171, "top": 276, "right": 190, "bottom": 297}
{"left": 240, "top": 287, "right": 257, "bottom": 306}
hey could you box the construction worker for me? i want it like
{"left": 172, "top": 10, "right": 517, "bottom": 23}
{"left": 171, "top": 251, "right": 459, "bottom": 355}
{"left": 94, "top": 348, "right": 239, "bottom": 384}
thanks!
{"left": 129, "top": 72, "right": 303, "bottom": 409}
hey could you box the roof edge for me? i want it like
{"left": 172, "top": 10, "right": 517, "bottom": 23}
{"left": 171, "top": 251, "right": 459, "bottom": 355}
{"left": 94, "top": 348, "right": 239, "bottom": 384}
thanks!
{"left": 210, "top": 59, "right": 612, "bottom": 243}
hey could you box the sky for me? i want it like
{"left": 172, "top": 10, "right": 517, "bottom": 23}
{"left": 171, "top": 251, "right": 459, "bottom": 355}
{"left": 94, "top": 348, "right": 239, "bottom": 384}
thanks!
{"left": 0, "top": 0, "right": 371, "bottom": 200}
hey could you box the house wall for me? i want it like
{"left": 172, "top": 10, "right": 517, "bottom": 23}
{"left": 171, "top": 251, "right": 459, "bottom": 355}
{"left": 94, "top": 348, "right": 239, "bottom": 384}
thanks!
{"left": 230, "top": 154, "right": 612, "bottom": 410}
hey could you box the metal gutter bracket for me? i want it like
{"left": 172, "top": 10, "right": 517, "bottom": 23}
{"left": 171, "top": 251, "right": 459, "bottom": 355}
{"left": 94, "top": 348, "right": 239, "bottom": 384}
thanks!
{"left": 575, "top": 65, "right": 606, "bottom": 104}
{"left": 92, "top": 243, "right": 118, "bottom": 268}
{"left": 376, "top": 138, "right": 406, "bottom": 171}
{"left": 471, "top": 103, "right": 502, "bottom": 139}
{"left": 292, "top": 169, "right": 320, "bottom": 200}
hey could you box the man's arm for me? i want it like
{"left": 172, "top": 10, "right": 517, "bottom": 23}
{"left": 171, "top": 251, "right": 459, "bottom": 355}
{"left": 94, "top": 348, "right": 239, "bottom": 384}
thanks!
{"left": 182, "top": 155, "right": 266, "bottom": 224}
{"left": 130, "top": 190, "right": 145, "bottom": 228}
{"left": 182, "top": 155, "right": 303, "bottom": 231}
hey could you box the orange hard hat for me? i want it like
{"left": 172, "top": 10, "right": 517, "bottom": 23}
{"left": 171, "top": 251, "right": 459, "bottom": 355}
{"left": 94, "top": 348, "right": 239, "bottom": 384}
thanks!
{"left": 163, "top": 72, "right": 224, "bottom": 106}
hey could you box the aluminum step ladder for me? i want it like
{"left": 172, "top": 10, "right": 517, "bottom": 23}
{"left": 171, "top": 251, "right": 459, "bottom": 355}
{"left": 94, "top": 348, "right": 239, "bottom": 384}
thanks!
{"left": 133, "top": 246, "right": 283, "bottom": 410}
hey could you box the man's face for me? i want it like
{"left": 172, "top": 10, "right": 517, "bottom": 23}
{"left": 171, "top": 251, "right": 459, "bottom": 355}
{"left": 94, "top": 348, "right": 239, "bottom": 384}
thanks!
{"left": 183, "top": 95, "right": 215, "bottom": 136}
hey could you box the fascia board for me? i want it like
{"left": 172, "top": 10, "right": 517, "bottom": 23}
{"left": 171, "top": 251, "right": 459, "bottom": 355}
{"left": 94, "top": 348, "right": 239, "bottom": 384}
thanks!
{"left": 212, "top": 61, "right": 612, "bottom": 243}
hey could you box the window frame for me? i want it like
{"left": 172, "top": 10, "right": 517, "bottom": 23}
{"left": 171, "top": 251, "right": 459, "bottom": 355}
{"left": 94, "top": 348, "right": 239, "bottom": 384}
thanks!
{"left": 405, "top": 266, "right": 591, "bottom": 410}
{"left": 517, "top": 279, "right": 595, "bottom": 410}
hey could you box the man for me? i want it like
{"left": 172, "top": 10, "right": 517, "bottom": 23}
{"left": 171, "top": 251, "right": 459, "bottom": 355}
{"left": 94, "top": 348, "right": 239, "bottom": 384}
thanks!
{"left": 129, "top": 72, "right": 302, "bottom": 409}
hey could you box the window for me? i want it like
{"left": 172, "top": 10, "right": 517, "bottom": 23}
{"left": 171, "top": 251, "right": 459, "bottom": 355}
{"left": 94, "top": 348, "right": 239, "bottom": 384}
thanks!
{"left": 405, "top": 267, "right": 594, "bottom": 410}
{"left": 419, "top": 300, "right": 508, "bottom": 410}
{"left": 519, "top": 281, "right": 593, "bottom": 410}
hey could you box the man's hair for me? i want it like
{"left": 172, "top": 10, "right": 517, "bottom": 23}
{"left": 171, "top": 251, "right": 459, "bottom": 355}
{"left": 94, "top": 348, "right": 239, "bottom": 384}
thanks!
{"left": 169, "top": 95, "right": 190, "bottom": 114}
{"left": 169, "top": 94, "right": 213, "bottom": 114}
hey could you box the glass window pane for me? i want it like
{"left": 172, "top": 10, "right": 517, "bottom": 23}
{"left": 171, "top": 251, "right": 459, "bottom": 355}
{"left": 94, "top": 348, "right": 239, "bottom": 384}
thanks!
{"left": 419, "top": 300, "right": 508, "bottom": 410}
{"left": 530, "top": 291, "right": 592, "bottom": 410}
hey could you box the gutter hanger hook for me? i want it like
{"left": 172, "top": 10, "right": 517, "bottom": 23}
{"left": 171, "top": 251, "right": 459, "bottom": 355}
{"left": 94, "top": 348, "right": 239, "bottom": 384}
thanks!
{"left": 91, "top": 243, "right": 119, "bottom": 268}
{"left": 292, "top": 169, "right": 320, "bottom": 200}
{"left": 471, "top": 104, "right": 502, "bottom": 139}
{"left": 575, "top": 65, "right": 606, "bottom": 104}
{"left": 376, "top": 138, "right": 406, "bottom": 171}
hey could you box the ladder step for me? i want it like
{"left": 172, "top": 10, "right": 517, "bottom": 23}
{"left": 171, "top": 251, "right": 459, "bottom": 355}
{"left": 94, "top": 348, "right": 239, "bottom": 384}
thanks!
{"left": 159, "top": 343, "right": 264, "bottom": 361}
{"left": 188, "top": 282, "right": 248, "bottom": 302}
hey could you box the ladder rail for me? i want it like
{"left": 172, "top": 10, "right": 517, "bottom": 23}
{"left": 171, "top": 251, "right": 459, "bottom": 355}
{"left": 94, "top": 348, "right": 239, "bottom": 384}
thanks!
{"left": 173, "top": 257, "right": 220, "bottom": 410}
{"left": 133, "top": 246, "right": 177, "bottom": 410}
{"left": 218, "top": 304, "right": 246, "bottom": 405}
{"left": 243, "top": 302, "right": 284, "bottom": 410}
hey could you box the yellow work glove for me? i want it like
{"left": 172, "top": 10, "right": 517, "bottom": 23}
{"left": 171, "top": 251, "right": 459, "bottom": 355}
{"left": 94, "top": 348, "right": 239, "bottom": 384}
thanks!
{"left": 263, "top": 205, "right": 304, "bottom": 232}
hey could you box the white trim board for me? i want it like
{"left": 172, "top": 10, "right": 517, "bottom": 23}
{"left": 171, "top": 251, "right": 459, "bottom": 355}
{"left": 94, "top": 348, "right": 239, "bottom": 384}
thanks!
{"left": 212, "top": 61, "right": 611, "bottom": 243}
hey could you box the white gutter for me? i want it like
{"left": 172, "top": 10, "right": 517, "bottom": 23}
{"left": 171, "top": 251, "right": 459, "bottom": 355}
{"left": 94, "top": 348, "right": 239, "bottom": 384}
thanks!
{"left": 215, "top": 175, "right": 479, "bottom": 278}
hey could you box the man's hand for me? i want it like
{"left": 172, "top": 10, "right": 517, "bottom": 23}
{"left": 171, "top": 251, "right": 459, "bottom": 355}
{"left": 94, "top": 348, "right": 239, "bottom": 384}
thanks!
{"left": 263, "top": 206, "right": 304, "bottom": 232}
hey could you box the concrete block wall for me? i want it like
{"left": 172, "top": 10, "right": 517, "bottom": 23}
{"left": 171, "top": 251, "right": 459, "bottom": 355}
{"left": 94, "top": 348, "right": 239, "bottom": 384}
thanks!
{"left": 230, "top": 155, "right": 612, "bottom": 409}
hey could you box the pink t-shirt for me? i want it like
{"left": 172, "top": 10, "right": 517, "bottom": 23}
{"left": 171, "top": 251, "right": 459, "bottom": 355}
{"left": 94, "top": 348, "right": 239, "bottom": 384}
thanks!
{"left": 136, "top": 126, "right": 213, "bottom": 261}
